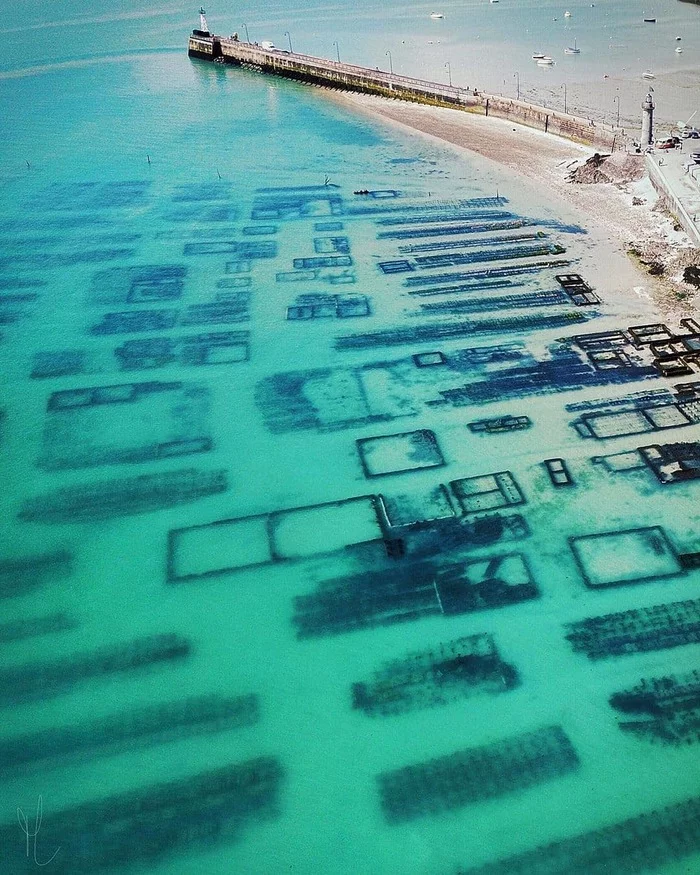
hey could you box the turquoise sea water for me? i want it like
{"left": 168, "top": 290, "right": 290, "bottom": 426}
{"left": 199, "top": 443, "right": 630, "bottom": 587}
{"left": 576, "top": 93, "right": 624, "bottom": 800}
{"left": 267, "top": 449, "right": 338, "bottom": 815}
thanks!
{"left": 3, "top": 0, "right": 700, "bottom": 125}
{"left": 2, "top": 2, "right": 700, "bottom": 874}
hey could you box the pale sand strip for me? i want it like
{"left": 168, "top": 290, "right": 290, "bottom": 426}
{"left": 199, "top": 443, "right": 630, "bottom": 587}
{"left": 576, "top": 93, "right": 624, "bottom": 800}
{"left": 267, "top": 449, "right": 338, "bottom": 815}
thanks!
{"left": 324, "top": 89, "right": 698, "bottom": 320}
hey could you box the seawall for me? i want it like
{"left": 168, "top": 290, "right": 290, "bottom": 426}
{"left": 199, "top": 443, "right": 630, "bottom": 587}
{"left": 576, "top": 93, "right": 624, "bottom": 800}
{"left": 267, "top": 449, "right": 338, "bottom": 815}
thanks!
{"left": 646, "top": 155, "right": 700, "bottom": 247}
{"left": 188, "top": 35, "right": 622, "bottom": 153}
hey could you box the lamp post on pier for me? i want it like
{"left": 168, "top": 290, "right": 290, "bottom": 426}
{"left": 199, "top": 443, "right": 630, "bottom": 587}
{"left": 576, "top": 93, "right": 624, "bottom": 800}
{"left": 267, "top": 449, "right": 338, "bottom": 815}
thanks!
{"left": 386, "top": 50, "right": 393, "bottom": 74}
{"left": 445, "top": 60, "right": 452, "bottom": 86}
{"left": 241, "top": 22, "right": 250, "bottom": 42}
{"left": 284, "top": 31, "right": 293, "bottom": 53}
{"left": 614, "top": 93, "right": 620, "bottom": 127}
{"left": 563, "top": 82, "right": 567, "bottom": 114}
{"left": 333, "top": 41, "right": 340, "bottom": 63}
{"left": 514, "top": 71, "right": 520, "bottom": 100}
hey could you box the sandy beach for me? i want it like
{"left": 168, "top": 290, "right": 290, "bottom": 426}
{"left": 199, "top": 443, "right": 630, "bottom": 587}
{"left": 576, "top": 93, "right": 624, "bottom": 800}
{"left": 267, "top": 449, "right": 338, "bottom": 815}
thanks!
{"left": 326, "top": 89, "right": 700, "bottom": 321}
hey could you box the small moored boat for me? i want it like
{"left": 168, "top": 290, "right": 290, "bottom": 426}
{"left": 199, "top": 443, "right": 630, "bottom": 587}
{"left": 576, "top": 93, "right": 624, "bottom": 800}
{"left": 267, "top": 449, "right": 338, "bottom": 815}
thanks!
{"left": 537, "top": 56, "right": 555, "bottom": 65}
{"left": 642, "top": 70, "right": 656, "bottom": 79}
{"left": 532, "top": 51, "right": 546, "bottom": 59}
{"left": 564, "top": 39, "right": 580, "bottom": 54}
{"left": 430, "top": 12, "right": 445, "bottom": 18}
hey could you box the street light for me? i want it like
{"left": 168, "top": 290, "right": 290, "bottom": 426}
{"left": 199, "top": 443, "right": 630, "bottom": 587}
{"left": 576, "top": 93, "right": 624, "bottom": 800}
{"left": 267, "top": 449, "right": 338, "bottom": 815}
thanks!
{"left": 563, "top": 82, "right": 567, "bottom": 114}
{"left": 241, "top": 22, "right": 250, "bottom": 42}
{"left": 445, "top": 61, "right": 452, "bottom": 87}
{"left": 386, "top": 50, "right": 393, "bottom": 74}
{"left": 614, "top": 94, "right": 620, "bottom": 127}
{"left": 333, "top": 40, "right": 340, "bottom": 63}
{"left": 284, "top": 31, "right": 293, "bottom": 53}
{"left": 514, "top": 71, "right": 520, "bottom": 100}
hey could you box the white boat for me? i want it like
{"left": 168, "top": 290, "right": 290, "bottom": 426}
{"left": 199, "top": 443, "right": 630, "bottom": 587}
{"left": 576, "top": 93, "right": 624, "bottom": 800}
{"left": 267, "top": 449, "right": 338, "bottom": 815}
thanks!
{"left": 537, "top": 56, "right": 555, "bottom": 65}
{"left": 564, "top": 39, "right": 581, "bottom": 54}
{"left": 564, "top": 10, "right": 572, "bottom": 16}
{"left": 642, "top": 70, "right": 656, "bottom": 79}
{"left": 532, "top": 51, "right": 546, "bottom": 59}
{"left": 430, "top": 12, "right": 445, "bottom": 18}
{"left": 675, "top": 47, "right": 683, "bottom": 53}
{"left": 489, "top": 1, "right": 499, "bottom": 5}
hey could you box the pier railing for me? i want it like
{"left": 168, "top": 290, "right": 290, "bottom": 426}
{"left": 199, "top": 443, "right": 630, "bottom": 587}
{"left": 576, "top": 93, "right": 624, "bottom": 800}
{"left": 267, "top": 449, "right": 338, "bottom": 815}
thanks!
{"left": 226, "top": 43, "right": 463, "bottom": 95}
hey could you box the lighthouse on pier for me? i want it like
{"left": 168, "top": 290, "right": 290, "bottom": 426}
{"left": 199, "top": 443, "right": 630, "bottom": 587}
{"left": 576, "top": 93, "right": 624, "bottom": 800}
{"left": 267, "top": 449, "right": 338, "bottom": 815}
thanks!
{"left": 196, "top": 6, "right": 210, "bottom": 37}
{"left": 641, "top": 90, "right": 655, "bottom": 148}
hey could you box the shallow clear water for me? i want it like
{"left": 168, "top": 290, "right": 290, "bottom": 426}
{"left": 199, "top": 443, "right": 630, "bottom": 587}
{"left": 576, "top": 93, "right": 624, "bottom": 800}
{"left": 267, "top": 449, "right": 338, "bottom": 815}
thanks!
{"left": 3, "top": 0, "right": 700, "bottom": 126}
{"left": 2, "top": 2, "right": 700, "bottom": 874}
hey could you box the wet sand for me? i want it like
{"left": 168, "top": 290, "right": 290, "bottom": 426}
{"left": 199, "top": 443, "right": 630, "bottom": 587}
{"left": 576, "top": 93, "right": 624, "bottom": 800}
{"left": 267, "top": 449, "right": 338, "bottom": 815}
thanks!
{"left": 325, "top": 89, "right": 699, "bottom": 320}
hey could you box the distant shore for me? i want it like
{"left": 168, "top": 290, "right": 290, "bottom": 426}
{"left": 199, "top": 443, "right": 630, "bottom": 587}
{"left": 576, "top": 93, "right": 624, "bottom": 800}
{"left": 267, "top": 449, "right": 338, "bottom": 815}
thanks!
{"left": 325, "top": 89, "right": 699, "bottom": 320}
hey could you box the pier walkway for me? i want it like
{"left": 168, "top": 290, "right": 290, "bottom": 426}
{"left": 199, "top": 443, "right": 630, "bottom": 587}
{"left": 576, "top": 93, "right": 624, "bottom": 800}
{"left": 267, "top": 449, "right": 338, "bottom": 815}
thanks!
{"left": 647, "top": 150, "right": 700, "bottom": 247}
{"left": 188, "top": 33, "right": 620, "bottom": 153}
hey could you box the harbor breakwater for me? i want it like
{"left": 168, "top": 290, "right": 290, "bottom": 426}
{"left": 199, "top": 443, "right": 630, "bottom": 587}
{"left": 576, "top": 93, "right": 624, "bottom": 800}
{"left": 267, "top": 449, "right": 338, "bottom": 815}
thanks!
{"left": 188, "top": 34, "right": 622, "bottom": 152}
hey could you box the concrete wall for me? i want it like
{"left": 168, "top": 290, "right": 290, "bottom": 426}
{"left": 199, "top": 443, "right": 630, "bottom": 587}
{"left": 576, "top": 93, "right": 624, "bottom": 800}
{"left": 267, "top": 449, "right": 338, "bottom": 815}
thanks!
{"left": 189, "top": 36, "right": 620, "bottom": 152}
{"left": 476, "top": 95, "right": 619, "bottom": 151}
{"left": 646, "top": 155, "right": 700, "bottom": 247}
{"left": 188, "top": 36, "right": 214, "bottom": 59}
